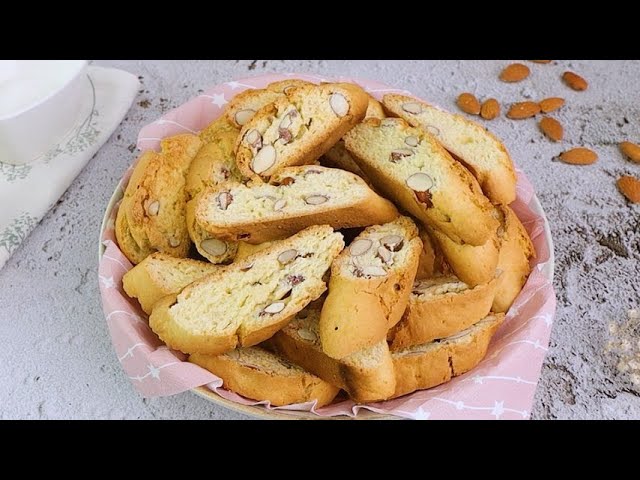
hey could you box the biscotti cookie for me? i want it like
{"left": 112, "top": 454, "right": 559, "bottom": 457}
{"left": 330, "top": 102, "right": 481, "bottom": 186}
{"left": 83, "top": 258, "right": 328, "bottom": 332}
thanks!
{"left": 189, "top": 347, "right": 339, "bottom": 407}
{"left": 392, "top": 313, "right": 504, "bottom": 398}
{"left": 387, "top": 274, "right": 498, "bottom": 350}
{"left": 382, "top": 94, "right": 517, "bottom": 205}
{"left": 123, "top": 252, "right": 218, "bottom": 314}
{"left": 115, "top": 134, "right": 202, "bottom": 264}
{"left": 225, "top": 88, "right": 284, "bottom": 129}
{"left": 319, "top": 216, "right": 422, "bottom": 359}
{"left": 235, "top": 83, "right": 369, "bottom": 181}
{"left": 266, "top": 79, "right": 315, "bottom": 95}
{"left": 492, "top": 206, "right": 535, "bottom": 313}
{"left": 344, "top": 117, "right": 498, "bottom": 246}
{"left": 149, "top": 226, "right": 344, "bottom": 355}
{"left": 321, "top": 96, "right": 386, "bottom": 180}
{"left": 428, "top": 225, "right": 499, "bottom": 287}
{"left": 198, "top": 115, "right": 241, "bottom": 147}
{"left": 195, "top": 165, "right": 399, "bottom": 244}
{"left": 268, "top": 306, "right": 396, "bottom": 403}
{"left": 186, "top": 199, "right": 238, "bottom": 264}
{"left": 415, "top": 227, "right": 448, "bottom": 280}
{"left": 187, "top": 117, "right": 241, "bottom": 200}
{"left": 235, "top": 240, "right": 276, "bottom": 260}
{"left": 186, "top": 118, "right": 242, "bottom": 263}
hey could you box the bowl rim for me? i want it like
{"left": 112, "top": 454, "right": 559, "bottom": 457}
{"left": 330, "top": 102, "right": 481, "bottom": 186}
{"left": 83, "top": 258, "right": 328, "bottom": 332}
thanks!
{"left": 0, "top": 60, "right": 88, "bottom": 121}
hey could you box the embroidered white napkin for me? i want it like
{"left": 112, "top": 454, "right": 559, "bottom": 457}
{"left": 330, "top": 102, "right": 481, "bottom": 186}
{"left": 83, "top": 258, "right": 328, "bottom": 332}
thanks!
{"left": 0, "top": 66, "right": 139, "bottom": 270}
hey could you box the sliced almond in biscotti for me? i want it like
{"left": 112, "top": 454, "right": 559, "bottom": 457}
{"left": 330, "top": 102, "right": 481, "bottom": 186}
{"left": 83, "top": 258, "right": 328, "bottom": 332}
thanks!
{"left": 318, "top": 216, "right": 423, "bottom": 359}
{"left": 492, "top": 206, "right": 535, "bottom": 313}
{"left": 189, "top": 346, "right": 340, "bottom": 407}
{"left": 499, "top": 63, "right": 530, "bottom": 83}
{"left": 506, "top": 101, "right": 541, "bottom": 119}
{"left": 115, "top": 134, "right": 203, "bottom": 265}
{"left": 562, "top": 71, "right": 588, "bottom": 91}
{"left": 186, "top": 197, "right": 238, "bottom": 264}
{"left": 322, "top": 96, "right": 385, "bottom": 181}
{"left": 195, "top": 165, "right": 398, "bottom": 244}
{"left": 456, "top": 93, "right": 481, "bottom": 115}
{"left": 123, "top": 252, "right": 219, "bottom": 314}
{"left": 427, "top": 223, "right": 500, "bottom": 287}
{"left": 149, "top": 225, "right": 344, "bottom": 355}
{"left": 392, "top": 314, "right": 504, "bottom": 398}
{"left": 539, "top": 117, "right": 564, "bottom": 142}
{"left": 382, "top": 94, "right": 517, "bottom": 205}
{"left": 388, "top": 275, "right": 498, "bottom": 350}
{"left": 234, "top": 83, "right": 369, "bottom": 181}
{"left": 559, "top": 147, "right": 598, "bottom": 165}
{"left": 617, "top": 175, "right": 640, "bottom": 203}
{"left": 268, "top": 305, "right": 396, "bottom": 403}
{"left": 620, "top": 142, "right": 640, "bottom": 164}
{"left": 344, "top": 116, "right": 498, "bottom": 246}
{"left": 539, "top": 97, "right": 565, "bottom": 114}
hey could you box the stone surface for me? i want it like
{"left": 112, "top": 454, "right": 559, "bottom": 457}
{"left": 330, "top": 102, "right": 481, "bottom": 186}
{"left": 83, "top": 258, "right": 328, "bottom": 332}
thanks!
{"left": 1, "top": 60, "right": 639, "bottom": 420}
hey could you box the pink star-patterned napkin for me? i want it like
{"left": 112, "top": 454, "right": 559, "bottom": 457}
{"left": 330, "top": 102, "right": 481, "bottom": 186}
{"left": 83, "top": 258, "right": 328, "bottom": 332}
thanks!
{"left": 99, "top": 73, "right": 556, "bottom": 419}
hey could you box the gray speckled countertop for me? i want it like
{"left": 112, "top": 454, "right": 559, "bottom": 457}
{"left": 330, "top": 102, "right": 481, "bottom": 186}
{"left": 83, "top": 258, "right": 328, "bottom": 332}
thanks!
{"left": 1, "top": 60, "right": 639, "bottom": 419}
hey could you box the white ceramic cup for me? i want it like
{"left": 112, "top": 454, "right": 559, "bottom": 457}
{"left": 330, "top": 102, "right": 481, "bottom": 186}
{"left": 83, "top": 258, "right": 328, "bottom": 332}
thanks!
{"left": 0, "top": 60, "right": 89, "bottom": 165}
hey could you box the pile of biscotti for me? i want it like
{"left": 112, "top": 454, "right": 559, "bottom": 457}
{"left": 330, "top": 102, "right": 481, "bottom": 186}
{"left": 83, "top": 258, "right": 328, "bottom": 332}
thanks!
{"left": 116, "top": 78, "right": 535, "bottom": 408}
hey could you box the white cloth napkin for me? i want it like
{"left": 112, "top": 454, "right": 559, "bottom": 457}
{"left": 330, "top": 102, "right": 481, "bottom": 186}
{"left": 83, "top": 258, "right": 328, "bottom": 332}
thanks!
{"left": 0, "top": 66, "right": 139, "bottom": 270}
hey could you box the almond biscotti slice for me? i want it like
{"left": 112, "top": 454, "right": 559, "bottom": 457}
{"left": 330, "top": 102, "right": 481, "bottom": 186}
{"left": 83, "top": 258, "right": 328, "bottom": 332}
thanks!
{"left": 115, "top": 134, "right": 203, "bottom": 264}
{"left": 392, "top": 313, "right": 504, "bottom": 398}
{"left": 382, "top": 94, "right": 517, "bottom": 205}
{"left": 321, "top": 96, "right": 385, "bottom": 180}
{"left": 189, "top": 347, "right": 339, "bottom": 407}
{"left": 492, "top": 206, "right": 535, "bottom": 313}
{"left": 195, "top": 165, "right": 398, "bottom": 244}
{"left": 266, "top": 79, "right": 315, "bottom": 95}
{"left": 387, "top": 274, "right": 498, "bottom": 350}
{"left": 427, "top": 224, "right": 500, "bottom": 287}
{"left": 344, "top": 117, "right": 498, "bottom": 246}
{"left": 187, "top": 117, "right": 241, "bottom": 200}
{"left": 234, "top": 83, "right": 369, "bottom": 181}
{"left": 319, "top": 216, "right": 422, "bottom": 359}
{"left": 123, "top": 253, "right": 218, "bottom": 314}
{"left": 268, "top": 306, "right": 396, "bottom": 403}
{"left": 149, "top": 226, "right": 344, "bottom": 355}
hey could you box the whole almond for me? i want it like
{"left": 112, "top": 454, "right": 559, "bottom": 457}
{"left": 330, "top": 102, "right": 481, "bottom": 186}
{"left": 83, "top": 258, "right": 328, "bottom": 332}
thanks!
{"left": 617, "top": 175, "right": 640, "bottom": 203}
{"left": 456, "top": 93, "right": 481, "bottom": 115}
{"left": 531, "top": 60, "right": 552, "bottom": 64}
{"left": 500, "top": 63, "right": 531, "bottom": 83}
{"left": 539, "top": 97, "right": 565, "bottom": 113}
{"left": 539, "top": 117, "right": 564, "bottom": 142}
{"left": 619, "top": 142, "right": 640, "bottom": 164}
{"left": 563, "top": 71, "right": 588, "bottom": 91}
{"left": 559, "top": 147, "right": 598, "bottom": 165}
{"left": 480, "top": 98, "right": 500, "bottom": 120}
{"left": 507, "top": 101, "right": 541, "bottom": 119}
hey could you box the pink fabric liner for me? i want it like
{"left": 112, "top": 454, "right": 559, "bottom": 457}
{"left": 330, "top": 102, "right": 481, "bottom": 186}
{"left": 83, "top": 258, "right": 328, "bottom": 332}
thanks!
{"left": 99, "top": 73, "right": 556, "bottom": 420}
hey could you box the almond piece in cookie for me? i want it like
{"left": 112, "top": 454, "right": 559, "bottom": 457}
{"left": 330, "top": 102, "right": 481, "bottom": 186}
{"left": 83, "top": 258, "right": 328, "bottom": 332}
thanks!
{"left": 234, "top": 83, "right": 369, "bottom": 181}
